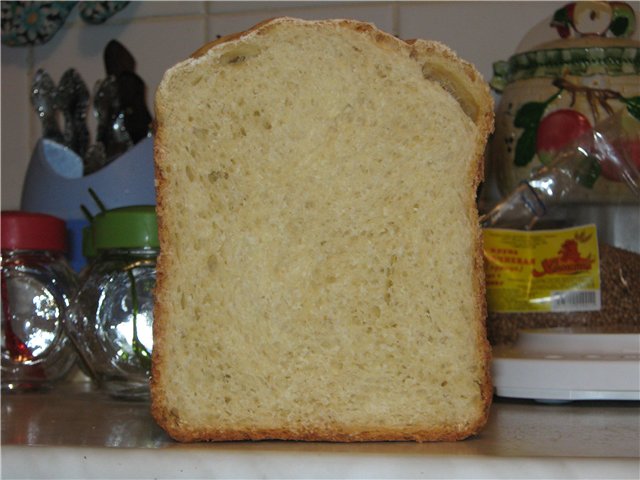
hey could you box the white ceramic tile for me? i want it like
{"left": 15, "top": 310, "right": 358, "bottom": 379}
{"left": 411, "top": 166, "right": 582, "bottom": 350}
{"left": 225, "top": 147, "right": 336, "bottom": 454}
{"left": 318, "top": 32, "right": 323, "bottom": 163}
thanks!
{"left": 1, "top": 45, "right": 32, "bottom": 210}
{"left": 516, "top": 0, "right": 640, "bottom": 50}
{"left": 208, "top": 1, "right": 362, "bottom": 14}
{"left": 110, "top": 18, "right": 207, "bottom": 100}
{"left": 49, "top": 1, "right": 205, "bottom": 25}
{"left": 207, "top": 2, "right": 395, "bottom": 40}
{"left": 31, "top": 17, "right": 206, "bottom": 134}
{"left": 397, "top": 1, "right": 568, "bottom": 83}
{"left": 111, "top": 1, "right": 205, "bottom": 20}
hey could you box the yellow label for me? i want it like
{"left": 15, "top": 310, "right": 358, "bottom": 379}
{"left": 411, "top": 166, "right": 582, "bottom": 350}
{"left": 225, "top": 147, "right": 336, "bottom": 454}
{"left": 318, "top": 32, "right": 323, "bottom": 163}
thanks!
{"left": 483, "top": 225, "right": 601, "bottom": 313}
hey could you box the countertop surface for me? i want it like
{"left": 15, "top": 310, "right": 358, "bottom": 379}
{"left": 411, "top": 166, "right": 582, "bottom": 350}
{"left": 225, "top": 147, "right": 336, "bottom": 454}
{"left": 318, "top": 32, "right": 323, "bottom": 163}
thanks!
{"left": 2, "top": 382, "right": 639, "bottom": 479}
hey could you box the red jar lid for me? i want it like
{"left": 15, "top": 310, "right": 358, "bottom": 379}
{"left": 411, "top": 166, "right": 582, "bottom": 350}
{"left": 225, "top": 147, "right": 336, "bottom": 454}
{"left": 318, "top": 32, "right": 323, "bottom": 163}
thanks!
{"left": 1, "top": 211, "right": 67, "bottom": 252}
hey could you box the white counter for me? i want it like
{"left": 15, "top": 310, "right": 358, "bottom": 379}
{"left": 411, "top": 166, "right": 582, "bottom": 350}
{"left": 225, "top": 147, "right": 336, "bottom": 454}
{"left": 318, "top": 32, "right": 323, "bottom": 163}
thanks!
{"left": 2, "top": 383, "right": 638, "bottom": 479}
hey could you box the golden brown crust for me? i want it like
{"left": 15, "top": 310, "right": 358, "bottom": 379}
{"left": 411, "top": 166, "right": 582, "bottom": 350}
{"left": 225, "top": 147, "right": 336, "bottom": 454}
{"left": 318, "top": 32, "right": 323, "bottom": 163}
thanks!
{"left": 155, "top": 419, "right": 486, "bottom": 443}
{"left": 190, "top": 18, "right": 400, "bottom": 60}
{"left": 151, "top": 16, "right": 494, "bottom": 443}
{"left": 150, "top": 124, "right": 166, "bottom": 421}
{"left": 189, "top": 17, "right": 279, "bottom": 58}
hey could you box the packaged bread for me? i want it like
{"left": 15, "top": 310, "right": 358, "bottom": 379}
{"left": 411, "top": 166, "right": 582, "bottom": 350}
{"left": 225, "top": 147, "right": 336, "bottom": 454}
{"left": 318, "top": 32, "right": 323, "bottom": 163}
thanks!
{"left": 151, "top": 17, "right": 494, "bottom": 442}
{"left": 488, "top": 243, "right": 640, "bottom": 345}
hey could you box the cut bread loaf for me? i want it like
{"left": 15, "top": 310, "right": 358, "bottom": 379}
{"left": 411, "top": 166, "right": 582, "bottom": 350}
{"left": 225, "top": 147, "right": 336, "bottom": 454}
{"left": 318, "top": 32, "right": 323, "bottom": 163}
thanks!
{"left": 151, "top": 17, "right": 494, "bottom": 442}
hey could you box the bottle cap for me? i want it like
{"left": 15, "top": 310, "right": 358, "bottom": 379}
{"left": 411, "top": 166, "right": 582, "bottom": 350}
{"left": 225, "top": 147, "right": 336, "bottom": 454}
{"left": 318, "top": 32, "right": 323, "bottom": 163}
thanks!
{"left": 1, "top": 211, "right": 67, "bottom": 252}
{"left": 92, "top": 206, "right": 158, "bottom": 250}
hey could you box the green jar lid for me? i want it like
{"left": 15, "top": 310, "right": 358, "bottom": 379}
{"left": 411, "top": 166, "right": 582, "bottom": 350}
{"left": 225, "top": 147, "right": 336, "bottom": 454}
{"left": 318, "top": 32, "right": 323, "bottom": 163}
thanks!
{"left": 92, "top": 206, "right": 159, "bottom": 250}
{"left": 491, "top": 44, "right": 640, "bottom": 92}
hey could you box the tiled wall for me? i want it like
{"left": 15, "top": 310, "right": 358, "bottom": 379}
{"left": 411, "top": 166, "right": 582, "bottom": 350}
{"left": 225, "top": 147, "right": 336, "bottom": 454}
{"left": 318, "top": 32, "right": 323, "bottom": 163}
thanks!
{"left": 1, "top": 1, "right": 569, "bottom": 209}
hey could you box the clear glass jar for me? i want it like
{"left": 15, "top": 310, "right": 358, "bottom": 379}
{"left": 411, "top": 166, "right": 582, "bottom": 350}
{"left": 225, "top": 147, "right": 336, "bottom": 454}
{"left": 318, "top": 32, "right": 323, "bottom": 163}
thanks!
{"left": 67, "top": 206, "right": 158, "bottom": 400}
{"left": 1, "top": 211, "right": 78, "bottom": 391}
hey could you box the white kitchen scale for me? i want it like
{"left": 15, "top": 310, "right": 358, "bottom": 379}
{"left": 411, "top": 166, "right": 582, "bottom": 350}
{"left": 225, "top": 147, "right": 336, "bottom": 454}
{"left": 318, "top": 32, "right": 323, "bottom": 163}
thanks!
{"left": 492, "top": 328, "right": 640, "bottom": 402}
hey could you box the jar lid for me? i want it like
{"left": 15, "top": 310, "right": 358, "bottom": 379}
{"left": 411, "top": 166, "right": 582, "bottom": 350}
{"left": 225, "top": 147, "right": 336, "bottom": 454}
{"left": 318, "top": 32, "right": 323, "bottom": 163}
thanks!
{"left": 92, "top": 206, "right": 158, "bottom": 250}
{"left": 1, "top": 211, "right": 67, "bottom": 252}
{"left": 491, "top": 43, "right": 640, "bottom": 91}
{"left": 491, "top": 1, "right": 640, "bottom": 92}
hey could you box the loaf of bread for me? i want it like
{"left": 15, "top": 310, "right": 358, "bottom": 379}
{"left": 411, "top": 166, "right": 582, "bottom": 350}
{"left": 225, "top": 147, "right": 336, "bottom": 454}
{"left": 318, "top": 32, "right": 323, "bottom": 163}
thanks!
{"left": 151, "top": 17, "right": 494, "bottom": 442}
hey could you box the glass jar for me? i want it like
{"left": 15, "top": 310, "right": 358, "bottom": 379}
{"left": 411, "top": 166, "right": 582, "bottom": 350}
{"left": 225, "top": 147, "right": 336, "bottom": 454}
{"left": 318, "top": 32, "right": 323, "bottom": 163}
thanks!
{"left": 67, "top": 206, "right": 158, "bottom": 400}
{"left": 1, "top": 211, "right": 78, "bottom": 391}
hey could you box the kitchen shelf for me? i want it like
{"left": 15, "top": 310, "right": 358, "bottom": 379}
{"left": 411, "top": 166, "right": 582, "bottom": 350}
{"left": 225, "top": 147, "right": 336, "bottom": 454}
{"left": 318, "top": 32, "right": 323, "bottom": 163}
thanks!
{"left": 2, "top": 382, "right": 639, "bottom": 479}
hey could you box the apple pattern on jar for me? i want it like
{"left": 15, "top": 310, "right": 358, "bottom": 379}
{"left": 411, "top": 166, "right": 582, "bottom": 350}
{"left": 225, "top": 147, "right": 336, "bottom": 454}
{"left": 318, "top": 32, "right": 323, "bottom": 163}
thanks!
{"left": 513, "top": 77, "right": 640, "bottom": 186}
{"left": 491, "top": 1, "right": 640, "bottom": 198}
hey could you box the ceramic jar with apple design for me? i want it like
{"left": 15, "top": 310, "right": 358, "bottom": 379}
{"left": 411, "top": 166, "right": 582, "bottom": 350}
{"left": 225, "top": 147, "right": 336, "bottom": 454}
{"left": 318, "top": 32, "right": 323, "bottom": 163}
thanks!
{"left": 491, "top": 1, "right": 640, "bottom": 204}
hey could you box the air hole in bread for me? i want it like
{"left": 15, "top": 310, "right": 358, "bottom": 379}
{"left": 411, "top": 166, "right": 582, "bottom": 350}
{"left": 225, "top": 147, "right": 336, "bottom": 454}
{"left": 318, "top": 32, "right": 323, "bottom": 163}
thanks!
{"left": 220, "top": 44, "right": 261, "bottom": 65}
{"left": 421, "top": 62, "right": 479, "bottom": 122}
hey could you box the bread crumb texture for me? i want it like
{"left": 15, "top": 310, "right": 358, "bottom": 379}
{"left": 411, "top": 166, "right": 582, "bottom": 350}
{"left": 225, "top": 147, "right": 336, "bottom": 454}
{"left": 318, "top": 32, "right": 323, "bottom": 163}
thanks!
{"left": 152, "top": 18, "right": 493, "bottom": 442}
